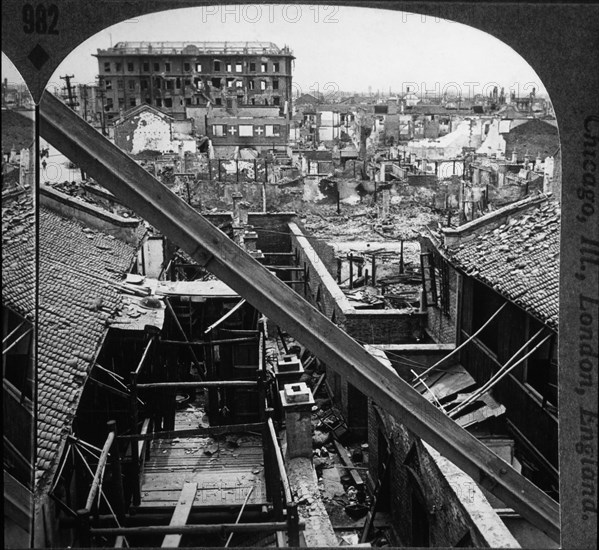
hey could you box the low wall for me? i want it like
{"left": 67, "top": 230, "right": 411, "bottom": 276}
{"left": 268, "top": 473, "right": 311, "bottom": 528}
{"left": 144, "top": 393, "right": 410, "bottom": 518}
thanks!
{"left": 40, "top": 185, "right": 142, "bottom": 245}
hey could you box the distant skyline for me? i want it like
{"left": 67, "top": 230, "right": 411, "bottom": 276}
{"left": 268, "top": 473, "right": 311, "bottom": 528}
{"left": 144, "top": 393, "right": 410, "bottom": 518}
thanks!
{"left": 3, "top": 4, "right": 547, "bottom": 99}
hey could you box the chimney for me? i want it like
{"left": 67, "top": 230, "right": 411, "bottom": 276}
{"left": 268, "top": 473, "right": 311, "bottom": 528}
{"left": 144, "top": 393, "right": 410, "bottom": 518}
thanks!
{"left": 280, "top": 382, "right": 315, "bottom": 459}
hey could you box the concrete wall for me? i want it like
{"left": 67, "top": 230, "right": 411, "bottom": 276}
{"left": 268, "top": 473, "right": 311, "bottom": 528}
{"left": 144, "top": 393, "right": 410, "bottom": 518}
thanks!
{"left": 115, "top": 109, "right": 173, "bottom": 154}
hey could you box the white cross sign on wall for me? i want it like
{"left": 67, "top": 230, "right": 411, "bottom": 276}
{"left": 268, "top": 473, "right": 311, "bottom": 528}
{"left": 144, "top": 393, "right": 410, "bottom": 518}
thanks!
{"left": 228, "top": 126, "right": 237, "bottom": 135}
{"left": 255, "top": 126, "right": 264, "bottom": 135}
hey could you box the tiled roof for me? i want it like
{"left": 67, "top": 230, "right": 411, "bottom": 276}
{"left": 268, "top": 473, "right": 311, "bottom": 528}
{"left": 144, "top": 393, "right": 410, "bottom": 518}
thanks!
{"left": 36, "top": 207, "right": 139, "bottom": 496}
{"left": 447, "top": 198, "right": 560, "bottom": 329}
{"left": 1, "top": 189, "right": 35, "bottom": 319}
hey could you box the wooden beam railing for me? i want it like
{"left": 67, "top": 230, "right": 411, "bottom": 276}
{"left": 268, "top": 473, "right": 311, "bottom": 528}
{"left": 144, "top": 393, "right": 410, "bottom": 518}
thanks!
{"left": 77, "top": 422, "right": 119, "bottom": 547}
{"left": 116, "top": 423, "right": 265, "bottom": 442}
{"left": 266, "top": 416, "right": 300, "bottom": 546}
{"left": 136, "top": 381, "right": 257, "bottom": 389}
{"left": 90, "top": 521, "right": 304, "bottom": 537}
{"left": 158, "top": 336, "right": 258, "bottom": 346}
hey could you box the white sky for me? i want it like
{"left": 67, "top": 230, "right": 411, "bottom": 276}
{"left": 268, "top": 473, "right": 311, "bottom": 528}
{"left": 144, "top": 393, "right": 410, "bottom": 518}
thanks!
{"left": 3, "top": 4, "right": 546, "bottom": 99}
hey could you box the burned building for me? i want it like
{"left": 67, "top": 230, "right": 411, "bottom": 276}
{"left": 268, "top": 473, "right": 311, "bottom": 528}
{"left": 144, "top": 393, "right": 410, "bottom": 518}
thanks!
{"left": 94, "top": 41, "right": 294, "bottom": 123}
{"left": 419, "top": 195, "right": 560, "bottom": 498}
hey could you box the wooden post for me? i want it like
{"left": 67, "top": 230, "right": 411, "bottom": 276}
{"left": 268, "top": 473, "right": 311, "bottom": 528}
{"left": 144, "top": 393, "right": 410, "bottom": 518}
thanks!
{"left": 129, "top": 371, "right": 141, "bottom": 506}
{"left": 286, "top": 502, "right": 300, "bottom": 547}
{"left": 371, "top": 254, "right": 377, "bottom": 286}
{"left": 353, "top": 160, "right": 356, "bottom": 177}
{"left": 185, "top": 177, "right": 191, "bottom": 204}
{"left": 336, "top": 183, "right": 341, "bottom": 214}
{"left": 364, "top": 269, "right": 369, "bottom": 286}
{"left": 236, "top": 160, "right": 239, "bottom": 183}
{"left": 303, "top": 262, "right": 308, "bottom": 298}
{"left": 208, "top": 159, "right": 212, "bottom": 182}
{"left": 253, "top": 159, "right": 258, "bottom": 182}
{"left": 357, "top": 261, "right": 363, "bottom": 278}
{"left": 349, "top": 254, "right": 354, "bottom": 289}
{"left": 399, "top": 240, "right": 405, "bottom": 274}
{"left": 107, "top": 420, "right": 126, "bottom": 521}
{"left": 336, "top": 258, "right": 342, "bottom": 284}
{"left": 164, "top": 297, "right": 203, "bottom": 377}
{"left": 218, "top": 159, "right": 222, "bottom": 182}
{"left": 77, "top": 508, "right": 91, "bottom": 547}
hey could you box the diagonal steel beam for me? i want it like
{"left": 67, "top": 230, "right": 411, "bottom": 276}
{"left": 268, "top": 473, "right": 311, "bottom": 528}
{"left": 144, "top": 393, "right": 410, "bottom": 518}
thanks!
{"left": 39, "top": 91, "right": 560, "bottom": 541}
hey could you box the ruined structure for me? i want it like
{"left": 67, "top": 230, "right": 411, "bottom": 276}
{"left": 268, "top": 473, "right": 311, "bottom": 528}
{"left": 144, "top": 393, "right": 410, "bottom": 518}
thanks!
{"left": 94, "top": 42, "right": 294, "bottom": 123}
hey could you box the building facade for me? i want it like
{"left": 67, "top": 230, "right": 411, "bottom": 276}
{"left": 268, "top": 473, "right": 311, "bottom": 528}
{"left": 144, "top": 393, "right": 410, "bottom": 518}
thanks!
{"left": 94, "top": 41, "right": 294, "bottom": 123}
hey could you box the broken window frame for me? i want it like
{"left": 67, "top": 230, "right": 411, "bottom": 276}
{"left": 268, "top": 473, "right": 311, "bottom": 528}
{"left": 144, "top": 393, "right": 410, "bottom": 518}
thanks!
{"left": 195, "top": 62, "right": 202, "bottom": 72}
{"left": 420, "top": 252, "right": 438, "bottom": 307}
{"left": 260, "top": 80, "right": 266, "bottom": 91}
{"left": 104, "top": 61, "right": 111, "bottom": 72}
{"left": 104, "top": 79, "right": 112, "bottom": 90}
{"left": 184, "top": 62, "right": 191, "bottom": 72}
{"left": 214, "top": 60, "right": 221, "bottom": 71}
{"left": 127, "top": 62, "right": 134, "bottom": 72}
{"left": 249, "top": 62, "right": 256, "bottom": 72}
{"left": 235, "top": 80, "right": 243, "bottom": 89}
{"left": 273, "top": 96, "right": 280, "bottom": 106}
{"left": 153, "top": 62, "right": 160, "bottom": 72}
{"left": 142, "top": 61, "right": 150, "bottom": 72}
{"left": 261, "top": 62, "right": 268, "bottom": 73}
{"left": 235, "top": 62, "right": 243, "bottom": 72}
{"left": 273, "top": 62, "right": 280, "bottom": 72}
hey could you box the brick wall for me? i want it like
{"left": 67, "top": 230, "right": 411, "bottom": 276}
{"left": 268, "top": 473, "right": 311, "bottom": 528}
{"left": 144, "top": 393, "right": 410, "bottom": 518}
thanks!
{"left": 344, "top": 311, "right": 426, "bottom": 345}
{"left": 368, "top": 400, "right": 517, "bottom": 547}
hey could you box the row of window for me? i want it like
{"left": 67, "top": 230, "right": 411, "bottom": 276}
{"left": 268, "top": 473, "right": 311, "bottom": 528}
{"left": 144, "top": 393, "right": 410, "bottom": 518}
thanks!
{"left": 104, "top": 77, "right": 280, "bottom": 92}
{"left": 103, "top": 59, "right": 282, "bottom": 74}
{"left": 105, "top": 95, "right": 281, "bottom": 111}
{"left": 212, "top": 124, "right": 282, "bottom": 137}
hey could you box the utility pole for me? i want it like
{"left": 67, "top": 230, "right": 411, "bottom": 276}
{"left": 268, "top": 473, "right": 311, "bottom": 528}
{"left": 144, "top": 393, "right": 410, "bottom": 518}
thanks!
{"left": 60, "top": 75, "right": 78, "bottom": 110}
{"left": 97, "top": 81, "right": 107, "bottom": 136}
{"left": 81, "top": 84, "right": 88, "bottom": 122}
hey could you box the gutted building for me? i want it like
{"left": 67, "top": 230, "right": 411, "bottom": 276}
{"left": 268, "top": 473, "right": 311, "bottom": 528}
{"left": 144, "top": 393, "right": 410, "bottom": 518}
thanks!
{"left": 94, "top": 41, "right": 294, "bottom": 123}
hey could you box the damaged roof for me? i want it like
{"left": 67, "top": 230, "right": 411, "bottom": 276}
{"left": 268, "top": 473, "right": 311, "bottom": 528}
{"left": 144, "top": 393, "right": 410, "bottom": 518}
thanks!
{"left": 36, "top": 206, "right": 140, "bottom": 496}
{"left": 444, "top": 197, "right": 560, "bottom": 329}
{"left": 2, "top": 189, "right": 35, "bottom": 319}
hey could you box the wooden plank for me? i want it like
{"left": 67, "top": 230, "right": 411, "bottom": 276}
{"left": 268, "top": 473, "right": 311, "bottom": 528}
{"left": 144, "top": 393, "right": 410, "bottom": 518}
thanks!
{"left": 40, "top": 92, "right": 559, "bottom": 541}
{"left": 333, "top": 440, "right": 364, "bottom": 490}
{"left": 161, "top": 482, "right": 197, "bottom": 547}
